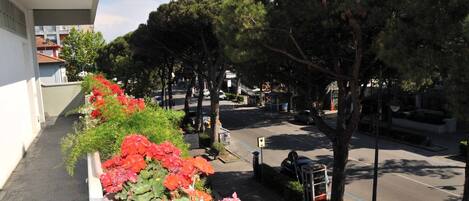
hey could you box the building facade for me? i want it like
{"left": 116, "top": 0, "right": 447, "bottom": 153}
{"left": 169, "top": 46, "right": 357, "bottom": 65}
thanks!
{"left": 0, "top": 0, "right": 98, "bottom": 189}
{"left": 34, "top": 24, "right": 94, "bottom": 46}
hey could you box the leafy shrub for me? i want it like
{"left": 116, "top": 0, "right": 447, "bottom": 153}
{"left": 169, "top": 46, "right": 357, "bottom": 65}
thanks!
{"left": 199, "top": 131, "right": 211, "bottom": 148}
{"left": 62, "top": 105, "right": 188, "bottom": 175}
{"left": 225, "top": 93, "right": 236, "bottom": 101}
{"left": 61, "top": 74, "right": 188, "bottom": 175}
{"left": 236, "top": 96, "right": 245, "bottom": 103}
{"left": 258, "top": 164, "right": 303, "bottom": 201}
{"left": 212, "top": 142, "right": 227, "bottom": 156}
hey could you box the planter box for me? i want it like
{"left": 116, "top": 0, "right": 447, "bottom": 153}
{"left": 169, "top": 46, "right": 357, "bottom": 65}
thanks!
{"left": 392, "top": 117, "right": 457, "bottom": 134}
{"left": 87, "top": 152, "right": 105, "bottom": 201}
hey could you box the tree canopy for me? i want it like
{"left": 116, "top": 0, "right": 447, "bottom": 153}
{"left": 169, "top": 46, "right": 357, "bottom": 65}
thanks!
{"left": 60, "top": 28, "right": 105, "bottom": 81}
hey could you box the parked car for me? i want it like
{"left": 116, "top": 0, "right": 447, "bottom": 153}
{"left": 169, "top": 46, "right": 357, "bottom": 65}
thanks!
{"left": 281, "top": 151, "right": 329, "bottom": 184}
{"left": 203, "top": 89, "right": 210, "bottom": 97}
{"left": 280, "top": 151, "right": 317, "bottom": 181}
{"left": 218, "top": 91, "right": 227, "bottom": 100}
{"left": 294, "top": 110, "right": 314, "bottom": 124}
{"left": 152, "top": 96, "right": 163, "bottom": 106}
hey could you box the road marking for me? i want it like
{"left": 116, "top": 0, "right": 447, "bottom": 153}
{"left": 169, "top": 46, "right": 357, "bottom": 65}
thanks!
{"left": 286, "top": 136, "right": 463, "bottom": 198}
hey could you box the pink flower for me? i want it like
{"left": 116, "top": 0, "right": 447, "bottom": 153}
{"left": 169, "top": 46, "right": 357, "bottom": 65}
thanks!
{"left": 220, "top": 192, "right": 241, "bottom": 201}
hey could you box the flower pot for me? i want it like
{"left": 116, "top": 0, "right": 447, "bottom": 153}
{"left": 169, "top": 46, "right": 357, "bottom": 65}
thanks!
{"left": 87, "top": 152, "right": 105, "bottom": 201}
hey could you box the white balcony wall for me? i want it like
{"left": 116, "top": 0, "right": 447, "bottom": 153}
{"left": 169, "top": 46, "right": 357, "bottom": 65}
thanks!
{"left": 0, "top": 1, "right": 43, "bottom": 189}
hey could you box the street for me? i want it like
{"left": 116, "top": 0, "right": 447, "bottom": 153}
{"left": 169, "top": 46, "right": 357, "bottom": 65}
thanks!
{"left": 219, "top": 104, "right": 464, "bottom": 201}
{"left": 175, "top": 93, "right": 465, "bottom": 201}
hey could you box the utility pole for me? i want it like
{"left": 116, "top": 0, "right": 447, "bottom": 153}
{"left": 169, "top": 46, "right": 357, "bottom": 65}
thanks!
{"left": 372, "top": 65, "right": 383, "bottom": 201}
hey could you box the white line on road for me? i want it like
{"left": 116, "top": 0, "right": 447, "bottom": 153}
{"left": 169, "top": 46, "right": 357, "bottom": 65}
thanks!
{"left": 286, "top": 136, "right": 462, "bottom": 198}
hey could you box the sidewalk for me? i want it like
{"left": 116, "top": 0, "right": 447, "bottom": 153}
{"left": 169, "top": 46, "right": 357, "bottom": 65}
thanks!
{"left": 0, "top": 116, "right": 88, "bottom": 201}
{"left": 209, "top": 159, "right": 284, "bottom": 201}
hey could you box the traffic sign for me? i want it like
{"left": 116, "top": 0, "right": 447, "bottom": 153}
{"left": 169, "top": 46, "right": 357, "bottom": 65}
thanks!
{"left": 257, "top": 137, "right": 265, "bottom": 148}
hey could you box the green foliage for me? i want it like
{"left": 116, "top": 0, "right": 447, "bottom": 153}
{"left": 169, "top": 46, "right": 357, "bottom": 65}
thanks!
{"left": 96, "top": 34, "right": 159, "bottom": 97}
{"left": 199, "top": 131, "right": 211, "bottom": 148}
{"left": 60, "top": 28, "right": 105, "bottom": 81}
{"left": 259, "top": 164, "right": 303, "bottom": 201}
{"left": 236, "top": 95, "right": 245, "bottom": 103}
{"left": 211, "top": 142, "right": 227, "bottom": 156}
{"left": 225, "top": 93, "right": 236, "bottom": 101}
{"left": 115, "top": 160, "right": 169, "bottom": 201}
{"left": 61, "top": 105, "right": 188, "bottom": 175}
{"left": 215, "top": 0, "right": 267, "bottom": 63}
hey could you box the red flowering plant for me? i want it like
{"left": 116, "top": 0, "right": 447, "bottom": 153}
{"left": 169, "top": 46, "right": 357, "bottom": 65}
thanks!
{"left": 100, "top": 134, "right": 216, "bottom": 201}
{"left": 82, "top": 74, "right": 145, "bottom": 122}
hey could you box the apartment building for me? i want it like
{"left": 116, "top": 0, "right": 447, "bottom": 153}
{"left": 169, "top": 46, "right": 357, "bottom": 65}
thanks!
{"left": 34, "top": 24, "right": 94, "bottom": 46}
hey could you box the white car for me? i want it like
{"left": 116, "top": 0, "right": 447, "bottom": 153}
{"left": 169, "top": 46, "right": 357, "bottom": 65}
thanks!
{"left": 218, "top": 91, "right": 226, "bottom": 100}
{"left": 203, "top": 89, "right": 210, "bottom": 97}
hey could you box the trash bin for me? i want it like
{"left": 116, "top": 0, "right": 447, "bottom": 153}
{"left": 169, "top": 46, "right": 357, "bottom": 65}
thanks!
{"left": 219, "top": 128, "right": 231, "bottom": 145}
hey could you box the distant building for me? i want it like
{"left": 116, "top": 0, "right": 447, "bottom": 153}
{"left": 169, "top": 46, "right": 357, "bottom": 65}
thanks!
{"left": 36, "top": 36, "right": 60, "bottom": 57}
{"left": 34, "top": 25, "right": 94, "bottom": 82}
{"left": 34, "top": 25, "right": 94, "bottom": 46}
{"left": 35, "top": 37, "right": 67, "bottom": 84}
{"left": 37, "top": 52, "right": 67, "bottom": 84}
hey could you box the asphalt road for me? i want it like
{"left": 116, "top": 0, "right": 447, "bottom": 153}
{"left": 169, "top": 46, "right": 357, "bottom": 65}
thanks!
{"left": 218, "top": 104, "right": 465, "bottom": 201}
{"left": 174, "top": 92, "right": 465, "bottom": 201}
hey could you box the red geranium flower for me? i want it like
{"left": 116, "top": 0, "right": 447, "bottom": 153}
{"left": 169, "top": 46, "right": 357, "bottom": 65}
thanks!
{"left": 161, "top": 155, "right": 183, "bottom": 172}
{"left": 90, "top": 109, "right": 101, "bottom": 119}
{"left": 121, "top": 135, "right": 151, "bottom": 156}
{"left": 109, "top": 83, "right": 124, "bottom": 96}
{"left": 102, "top": 155, "right": 122, "bottom": 170}
{"left": 164, "top": 173, "right": 190, "bottom": 191}
{"left": 185, "top": 189, "right": 213, "bottom": 201}
{"left": 121, "top": 154, "right": 147, "bottom": 173}
{"left": 100, "top": 167, "right": 137, "bottom": 193}
{"left": 192, "top": 157, "right": 214, "bottom": 175}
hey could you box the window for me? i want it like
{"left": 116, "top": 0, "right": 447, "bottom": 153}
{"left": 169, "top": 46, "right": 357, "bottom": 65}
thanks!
{"left": 0, "top": 0, "right": 27, "bottom": 38}
{"left": 35, "top": 26, "right": 44, "bottom": 33}
{"left": 46, "top": 34, "right": 57, "bottom": 44}
{"left": 44, "top": 26, "right": 56, "bottom": 32}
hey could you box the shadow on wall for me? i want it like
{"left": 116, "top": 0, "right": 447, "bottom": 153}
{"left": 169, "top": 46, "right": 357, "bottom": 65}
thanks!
{"left": 41, "top": 82, "right": 84, "bottom": 119}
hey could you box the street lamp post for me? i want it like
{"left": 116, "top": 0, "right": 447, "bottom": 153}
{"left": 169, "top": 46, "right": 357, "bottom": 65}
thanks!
{"left": 372, "top": 74, "right": 400, "bottom": 201}
{"left": 372, "top": 74, "right": 382, "bottom": 201}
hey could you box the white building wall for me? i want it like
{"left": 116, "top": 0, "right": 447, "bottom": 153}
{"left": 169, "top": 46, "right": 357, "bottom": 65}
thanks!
{"left": 0, "top": 2, "right": 44, "bottom": 189}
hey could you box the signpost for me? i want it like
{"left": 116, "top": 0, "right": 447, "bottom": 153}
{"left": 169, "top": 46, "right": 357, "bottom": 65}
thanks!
{"left": 257, "top": 137, "right": 265, "bottom": 182}
{"left": 257, "top": 137, "right": 265, "bottom": 164}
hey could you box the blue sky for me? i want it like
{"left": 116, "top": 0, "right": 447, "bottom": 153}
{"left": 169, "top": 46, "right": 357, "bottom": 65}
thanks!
{"left": 94, "top": 0, "right": 169, "bottom": 42}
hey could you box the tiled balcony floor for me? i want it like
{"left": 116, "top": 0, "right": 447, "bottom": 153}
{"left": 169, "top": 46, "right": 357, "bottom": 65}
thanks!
{"left": 0, "top": 116, "right": 87, "bottom": 201}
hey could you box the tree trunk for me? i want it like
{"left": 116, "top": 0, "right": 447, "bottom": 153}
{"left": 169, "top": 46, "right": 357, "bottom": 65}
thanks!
{"left": 168, "top": 65, "right": 174, "bottom": 109}
{"left": 259, "top": 83, "right": 265, "bottom": 106}
{"left": 161, "top": 78, "right": 166, "bottom": 109}
{"left": 195, "top": 77, "right": 205, "bottom": 131}
{"left": 184, "top": 77, "right": 195, "bottom": 114}
{"left": 463, "top": 139, "right": 469, "bottom": 201}
{"left": 236, "top": 77, "right": 241, "bottom": 95}
{"left": 210, "top": 91, "right": 221, "bottom": 143}
{"left": 168, "top": 83, "right": 173, "bottom": 109}
{"left": 330, "top": 137, "right": 350, "bottom": 201}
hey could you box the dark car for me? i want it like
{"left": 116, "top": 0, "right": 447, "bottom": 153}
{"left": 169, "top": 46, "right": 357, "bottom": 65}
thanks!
{"left": 280, "top": 151, "right": 315, "bottom": 178}
{"left": 294, "top": 110, "right": 314, "bottom": 124}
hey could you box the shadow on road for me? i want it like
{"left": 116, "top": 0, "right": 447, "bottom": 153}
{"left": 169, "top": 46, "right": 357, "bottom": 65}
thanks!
{"left": 210, "top": 170, "right": 284, "bottom": 201}
{"left": 220, "top": 105, "right": 290, "bottom": 130}
{"left": 266, "top": 133, "right": 332, "bottom": 151}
